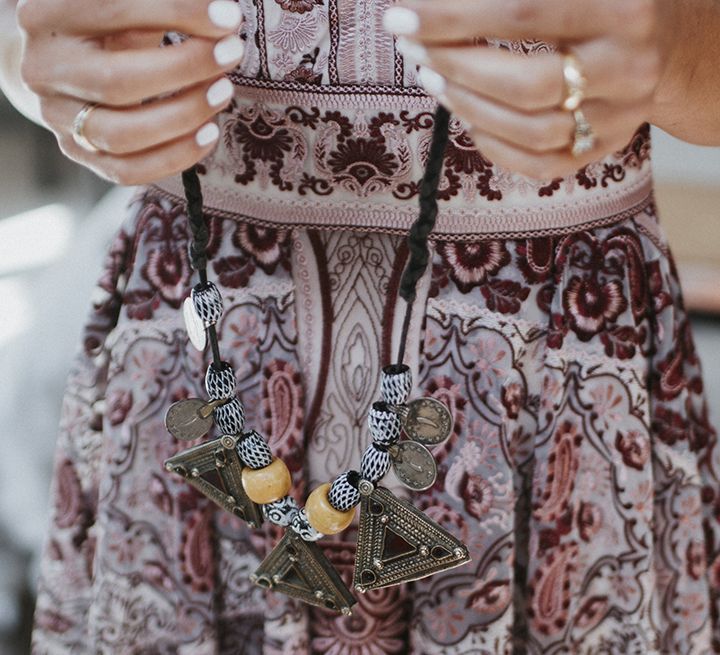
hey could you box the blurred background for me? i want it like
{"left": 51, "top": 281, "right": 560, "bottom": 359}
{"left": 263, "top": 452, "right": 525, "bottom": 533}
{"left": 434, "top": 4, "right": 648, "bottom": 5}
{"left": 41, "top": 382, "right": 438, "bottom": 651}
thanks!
{"left": 2, "top": 51, "right": 720, "bottom": 655}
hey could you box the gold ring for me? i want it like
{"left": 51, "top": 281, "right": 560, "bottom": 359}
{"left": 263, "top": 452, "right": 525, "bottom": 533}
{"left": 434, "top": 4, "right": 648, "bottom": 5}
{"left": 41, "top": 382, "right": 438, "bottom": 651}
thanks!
{"left": 561, "top": 53, "right": 586, "bottom": 112}
{"left": 571, "top": 108, "right": 595, "bottom": 158}
{"left": 72, "top": 102, "right": 101, "bottom": 153}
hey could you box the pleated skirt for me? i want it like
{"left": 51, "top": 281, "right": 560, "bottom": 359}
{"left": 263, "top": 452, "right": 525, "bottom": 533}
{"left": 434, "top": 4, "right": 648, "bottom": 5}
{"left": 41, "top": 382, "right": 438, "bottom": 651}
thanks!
{"left": 31, "top": 186, "right": 720, "bottom": 654}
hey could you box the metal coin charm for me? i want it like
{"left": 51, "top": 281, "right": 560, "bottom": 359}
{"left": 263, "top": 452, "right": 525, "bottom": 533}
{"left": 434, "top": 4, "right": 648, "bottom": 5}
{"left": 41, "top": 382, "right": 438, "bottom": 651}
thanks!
{"left": 165, "top": 398, "right": 224, "bottom": 441}
{"left": 402, "top": 398, "right": 452, "bottom": 446}
{"left": 183, "top": 296, "right": 207, "bottom": 351}
{"left": 390, "top": 441, "right": 437, "bottom": 491}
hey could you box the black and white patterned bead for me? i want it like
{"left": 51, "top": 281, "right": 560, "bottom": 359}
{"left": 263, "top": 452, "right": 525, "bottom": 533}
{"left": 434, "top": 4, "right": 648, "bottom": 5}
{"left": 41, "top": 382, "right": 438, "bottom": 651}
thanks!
{"left": 360, "top": 444, "right": 391, "bottom": 484}
{"left": 380, "top": 364, "right": 412, "bottom": 404}
{"left": 368, "top": 402, "right": 402, "bottom": 446}
{"left": 237, "top": 429, "right": 273, "bottom": 470}
{"left": 205, "top": 362, "right": 236, "bottom": 400}
{"left": 290, "top": 508, "right": 323, "bottom": 541}
{"left": 191, "top": 281, "right": 223, "bottom": 326}
{"left": 328, "top": 471, "right": 361, "bottom": 512}
{"left": 214, "top": 397, "right": 245, "bottom": 435}
{"left": 263, "top": 495, "right": 299, "bottom": 527}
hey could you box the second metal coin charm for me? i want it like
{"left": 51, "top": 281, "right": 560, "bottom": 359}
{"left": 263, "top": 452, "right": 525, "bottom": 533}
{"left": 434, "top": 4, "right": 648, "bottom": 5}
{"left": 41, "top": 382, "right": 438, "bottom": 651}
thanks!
{"left": 389, "top": 441, "right": 437, "bottom": 491}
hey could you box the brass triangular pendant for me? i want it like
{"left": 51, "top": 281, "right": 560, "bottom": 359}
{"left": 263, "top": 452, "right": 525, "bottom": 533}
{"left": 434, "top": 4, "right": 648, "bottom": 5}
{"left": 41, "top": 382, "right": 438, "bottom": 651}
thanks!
{"left": 353, "top": 485, "right": 471, "bottom": 592}
{"left": 164, "top": 435, "right": 264, "bottom": 528}
{"left": 252, "top": 530, "right": 356, "bottom": 615}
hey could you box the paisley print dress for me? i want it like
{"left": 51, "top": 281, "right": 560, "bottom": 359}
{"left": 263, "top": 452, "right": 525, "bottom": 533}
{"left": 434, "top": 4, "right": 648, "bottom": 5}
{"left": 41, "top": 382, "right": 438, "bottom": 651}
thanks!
{"left": 31, "top": 2, "right": 719, "bottom": 654}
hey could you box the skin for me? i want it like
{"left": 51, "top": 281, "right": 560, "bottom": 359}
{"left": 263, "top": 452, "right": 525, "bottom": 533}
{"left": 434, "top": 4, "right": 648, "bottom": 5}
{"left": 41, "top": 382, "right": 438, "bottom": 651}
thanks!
{"left": 388, "top": 0, "right": 720, "bottom": 180}
{"left": 14, "top": 0, "right": 245, "bottom": 185}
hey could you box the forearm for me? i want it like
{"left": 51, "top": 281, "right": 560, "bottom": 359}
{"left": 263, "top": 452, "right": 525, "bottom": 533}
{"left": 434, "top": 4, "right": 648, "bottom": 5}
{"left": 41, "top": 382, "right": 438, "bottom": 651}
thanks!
{"left": 650, "top": 0, "right": 720, "bottom": 145}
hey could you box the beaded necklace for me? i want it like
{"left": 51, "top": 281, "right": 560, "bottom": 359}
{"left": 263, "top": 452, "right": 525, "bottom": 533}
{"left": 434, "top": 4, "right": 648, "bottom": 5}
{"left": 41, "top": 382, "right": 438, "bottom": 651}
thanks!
{"left": 163, "top": 105, "right": 470, "bottom": 615}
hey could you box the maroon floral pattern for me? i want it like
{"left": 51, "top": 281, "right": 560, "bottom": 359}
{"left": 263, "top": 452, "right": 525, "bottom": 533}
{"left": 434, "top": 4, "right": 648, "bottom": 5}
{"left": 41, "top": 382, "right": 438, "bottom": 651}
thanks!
{"left": 274, "top": 0, "right": 322, "bottom": 13}
{"left": 218, "top": 101, "right": 651, "bottom": 209}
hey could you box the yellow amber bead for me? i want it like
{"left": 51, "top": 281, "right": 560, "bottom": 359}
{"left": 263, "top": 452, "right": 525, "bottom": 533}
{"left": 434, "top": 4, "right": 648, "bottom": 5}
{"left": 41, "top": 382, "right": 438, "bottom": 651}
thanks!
{"left": 241, "top": 458, "right": 292, "bottom": 505}
{"left": 305, "top": 483, "right": 356, "bottom": 535}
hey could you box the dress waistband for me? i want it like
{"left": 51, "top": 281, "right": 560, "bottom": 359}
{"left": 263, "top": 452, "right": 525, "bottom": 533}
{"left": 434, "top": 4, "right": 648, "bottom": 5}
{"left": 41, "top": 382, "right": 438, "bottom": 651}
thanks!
{"left": 152, "top": 78, "right": 654, "bottom": 240}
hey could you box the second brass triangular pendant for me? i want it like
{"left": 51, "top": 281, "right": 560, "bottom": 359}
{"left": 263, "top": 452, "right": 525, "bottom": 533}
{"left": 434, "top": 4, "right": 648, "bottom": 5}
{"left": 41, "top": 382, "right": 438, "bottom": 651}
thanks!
{"left": 353, "top": 485, "right": 471, "bottom": 592}
{"left": 164, "top": 435, "right": 264, "bottom": 528}
{"left": 252, "top": 530, "right": 356, "bottom": 615}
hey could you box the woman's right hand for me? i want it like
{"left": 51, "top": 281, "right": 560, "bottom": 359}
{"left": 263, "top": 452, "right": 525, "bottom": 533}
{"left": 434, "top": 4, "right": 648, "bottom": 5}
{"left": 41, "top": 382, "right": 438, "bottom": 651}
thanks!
{"left": 15, "top": 0, "right": 245, "bottom": 185}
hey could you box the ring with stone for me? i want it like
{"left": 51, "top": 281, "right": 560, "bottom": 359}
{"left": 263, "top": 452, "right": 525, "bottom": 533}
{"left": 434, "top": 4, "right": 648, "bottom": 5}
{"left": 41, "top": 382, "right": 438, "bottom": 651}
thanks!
{"left": 561, "top": 53, "right": 587, "bottom": 112}
{"left": 570, "top": 108, "right": 595, "bottom": 158}
{"left": 71, "top": 102, "right": 101, "bottom": 153}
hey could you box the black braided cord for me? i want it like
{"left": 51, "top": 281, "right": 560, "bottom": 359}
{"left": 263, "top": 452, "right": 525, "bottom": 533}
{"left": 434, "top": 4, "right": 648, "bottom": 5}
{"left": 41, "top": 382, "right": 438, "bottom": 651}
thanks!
{"left": 399, "top": 105, "right": 451, "bottom": 303}
{"left": 395, "top": 104, "right": 451, "bottom": 364}
{"left": 180, "top": 168, "right": 221, "bottom": 367}
{"left": 181, "top": 168, "right": 211, "bottom": 274}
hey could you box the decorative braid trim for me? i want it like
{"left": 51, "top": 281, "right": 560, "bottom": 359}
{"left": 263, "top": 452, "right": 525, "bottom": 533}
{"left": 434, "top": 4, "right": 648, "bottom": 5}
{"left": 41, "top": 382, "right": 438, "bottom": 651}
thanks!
{"left": 149, "top": 182, "right": 654, "bottom": 242}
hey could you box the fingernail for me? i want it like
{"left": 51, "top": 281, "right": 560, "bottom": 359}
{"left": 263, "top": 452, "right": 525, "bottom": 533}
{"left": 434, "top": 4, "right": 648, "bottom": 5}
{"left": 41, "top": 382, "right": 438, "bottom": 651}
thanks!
{"left": 418, "top": 66, "right": 446, "bottom": 96}
{"left": 396, "top": 36, "right": 428, "bottom": 65}
{"left": 214, "top": 35, "right": 244, "bottom": 66}
{"left": 382, "top": 7, "right": 420, "bottom": 35}
{"left": 207, "top": 77, "right": 234, "bottom": 107}
{"left": 208, "top": 1, "right": 243, "bottom": 29}
{"left": 196, "top": 123, "right": 220, "bottom": 146}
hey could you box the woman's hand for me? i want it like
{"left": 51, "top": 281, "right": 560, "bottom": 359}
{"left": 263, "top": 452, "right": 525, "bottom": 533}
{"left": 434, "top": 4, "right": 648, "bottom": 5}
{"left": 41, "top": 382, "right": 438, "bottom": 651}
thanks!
{"left": 382, "top": 0, "right": 669, "bottom": 180}
{"left": 16, "top": 0, "right": 245, "bottom": 185}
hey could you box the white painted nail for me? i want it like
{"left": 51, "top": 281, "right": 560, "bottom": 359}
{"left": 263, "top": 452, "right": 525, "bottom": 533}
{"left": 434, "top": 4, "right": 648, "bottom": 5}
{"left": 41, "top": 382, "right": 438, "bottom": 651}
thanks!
{"left": 196, "top": 123, "right": 220, "bottom": 147}
{"left": 382, "top": 7, "right": 420, "bottom": 35}
{"left": 418, "top": 66, "right": 446, "bottom": 96}
{"left": 206, "top": 77, "right": 234, "bottom": 107}
{"left": 214, "top": 35, "right": 244, "bottom": 66}
{"left": 208, "top": 1, "right": 242, "bottom": 29}
{"left": 396, "top": 37, "right": 428, "bottom": 65}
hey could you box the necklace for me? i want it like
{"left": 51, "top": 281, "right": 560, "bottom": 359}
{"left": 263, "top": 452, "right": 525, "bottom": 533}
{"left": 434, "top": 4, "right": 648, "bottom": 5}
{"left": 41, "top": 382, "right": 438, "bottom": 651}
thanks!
{"left": 163, "top": 105, "right": 470, "bottom": 615}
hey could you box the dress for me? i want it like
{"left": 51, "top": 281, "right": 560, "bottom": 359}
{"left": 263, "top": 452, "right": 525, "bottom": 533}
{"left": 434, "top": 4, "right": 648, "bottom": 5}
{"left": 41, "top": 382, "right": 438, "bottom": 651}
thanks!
{"left": 30, "top": 3, "right": 720, "bottom": 653}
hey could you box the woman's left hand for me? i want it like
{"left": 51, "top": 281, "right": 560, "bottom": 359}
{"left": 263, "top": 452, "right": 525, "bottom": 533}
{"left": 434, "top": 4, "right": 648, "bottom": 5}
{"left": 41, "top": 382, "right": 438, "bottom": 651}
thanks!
{"left": 382, "top": 0, "right": 668, "bottom": 180}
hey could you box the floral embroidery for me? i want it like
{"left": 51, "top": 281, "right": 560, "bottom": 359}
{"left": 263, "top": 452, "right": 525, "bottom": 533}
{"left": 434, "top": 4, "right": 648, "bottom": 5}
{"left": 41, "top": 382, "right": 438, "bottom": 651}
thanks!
{"left": 435, "top": 240, "right": 511, "bottom": 293}
{"left": 562, "top": 276, "right": 628, "bottom": 341}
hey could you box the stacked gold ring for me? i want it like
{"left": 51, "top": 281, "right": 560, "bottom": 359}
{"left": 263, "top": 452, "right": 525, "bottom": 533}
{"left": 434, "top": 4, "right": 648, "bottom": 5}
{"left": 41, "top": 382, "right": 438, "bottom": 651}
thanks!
{"left": 71, "top": 102, "right": 101, "bottom": 153}
{"left": 561, "top": 53, "right": 595, "bottom": 158}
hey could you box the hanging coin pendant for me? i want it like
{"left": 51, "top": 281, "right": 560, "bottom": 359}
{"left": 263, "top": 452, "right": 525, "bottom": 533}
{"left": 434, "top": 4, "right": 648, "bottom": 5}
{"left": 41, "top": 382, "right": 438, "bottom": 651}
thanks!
{"left": 402, "top": 398, "right": 453, "bottom": 446}
{"left": 165, "top": 398, "right": 215, "bottom": 441}
{"left": 183, "top": 297, "right": 207, "bottom": 351}
{"left": 390, "top": 441, "right": 437, "bottom": 491}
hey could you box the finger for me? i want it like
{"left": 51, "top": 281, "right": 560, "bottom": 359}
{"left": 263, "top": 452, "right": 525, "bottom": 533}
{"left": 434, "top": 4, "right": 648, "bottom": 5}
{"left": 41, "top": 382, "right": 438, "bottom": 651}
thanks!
{"left": 465, "top": 123, "right": 643, "bottom": 182}
{"left": 440, "top": 84, "right": 647, "bottom": 155}
{"left": 406, "top": 43, "right": 565, "bottom": 110}
{"left": 383, "top": 0, "right": 657, "bottom": 44}
{"left": 59, "top": 121, "right": 223, "bottom": 187}
{"left": 432, "top": 81, "right": 576, "bottom": 153}
{"left": 48, "top": 77, "right": 234, "bottom": 155}
{"left": 25, "top": 34, "right": 245, "bottom": 107}
{"left": 103, "top": 30, "right": 167, "bottom": 51}
{"left": 400, "top": 38, "right": 661, "bottom": 111}
{"left": 18, "top": 0, "right": 243, "bottom": 39}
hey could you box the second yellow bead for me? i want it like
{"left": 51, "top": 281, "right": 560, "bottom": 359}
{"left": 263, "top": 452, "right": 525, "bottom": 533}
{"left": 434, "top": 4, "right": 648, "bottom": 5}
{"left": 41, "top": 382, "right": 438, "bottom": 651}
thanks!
{"left": 305, "top": 482, "right": 356, "bottom": 535}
